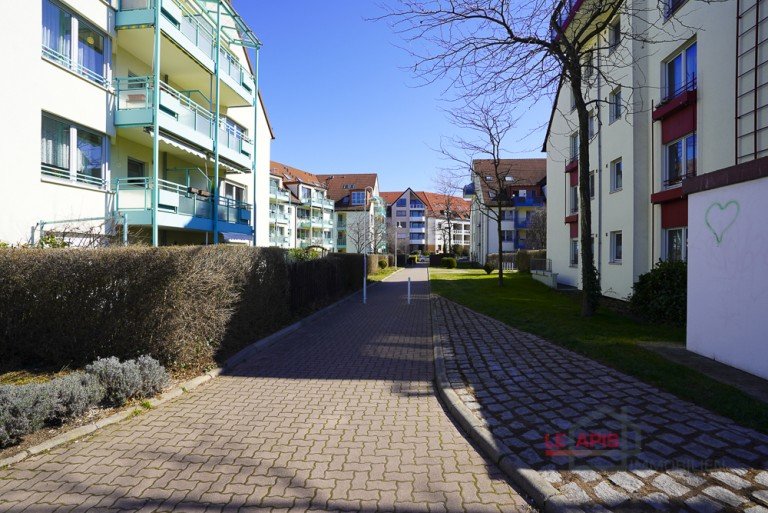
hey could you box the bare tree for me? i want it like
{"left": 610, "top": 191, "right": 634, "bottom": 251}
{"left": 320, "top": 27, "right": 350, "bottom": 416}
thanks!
{"left": 526, "top": 209, "right": 547, "bottom": 250}
{"left": 432, "top": 171, "right": 465, "bottom": 254}
{"left": 381, "top": 0, "right": 692, "bottom": 313}
{"left": 345, "top": 214, "right": 370, "bottom": 253}
{"left": 440, "top": 102, "right": 516, "bottom": 287}
{"left": 370, "top": 210, "right": 388, "bottom": 254}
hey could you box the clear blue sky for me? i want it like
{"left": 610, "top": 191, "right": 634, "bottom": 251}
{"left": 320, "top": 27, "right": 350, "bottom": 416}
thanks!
{"left": 234, "top": 1, "right": 549, "bottom": 192}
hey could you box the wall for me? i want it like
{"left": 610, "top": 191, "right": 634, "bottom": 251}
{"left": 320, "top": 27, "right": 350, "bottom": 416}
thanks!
{"left": 687, "top": 176, "right": 768, "bottom": 379}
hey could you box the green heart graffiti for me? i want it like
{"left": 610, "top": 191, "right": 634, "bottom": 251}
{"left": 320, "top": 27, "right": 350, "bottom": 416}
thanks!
{"left": 705, "top": 200, "right": 740, "bottom": 245}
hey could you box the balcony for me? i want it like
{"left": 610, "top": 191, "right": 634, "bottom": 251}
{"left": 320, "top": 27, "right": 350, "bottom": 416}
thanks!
{"left": 297, "top": 218, "right": 311, "bottom": 229}
{"left": 269, "top": 235, "right": 289, "bottom": 246}
{"left": 565, "top": 157, "right": 578, "bottom": 173}
{"left": 116, "top": 0, "right": 255, "bottom": 104}
{"left": 652, "top": 79, "right": 697, "bottom": 121}
{"left": 513, "top": 196, "right": 546, "bottom": 207}
{"left": 115, "top": 77, "right": 253, "bottom": 169}
{"left": 270, "top": 187, "right": 290, "bottom": 202}
{"left": 309, "top": 197, "right": 335, "bottom": 210}
{"left": 269, "top": 211, "right": 289, "bottom": 224}
{"left": 516, "top": 218, "right": 531, "bottom": 229}
{"left": 113, "top": 177, "right": 252, "bottom": 234}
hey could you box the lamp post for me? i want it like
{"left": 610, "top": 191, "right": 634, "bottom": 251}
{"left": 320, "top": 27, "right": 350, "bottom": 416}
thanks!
{"left": 363, "top": 185, "right": 374, "bottom": 305}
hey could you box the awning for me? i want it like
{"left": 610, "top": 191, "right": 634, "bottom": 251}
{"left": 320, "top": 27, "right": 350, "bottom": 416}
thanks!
{"left": 221, "top": 232, "right": 252, "bottom": 243}
{"left": 158, "top": 134, "right": 207, "bottom": 161}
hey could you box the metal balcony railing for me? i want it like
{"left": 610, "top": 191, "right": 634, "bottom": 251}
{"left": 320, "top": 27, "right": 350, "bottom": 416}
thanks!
{"left": 270, "top": 187, "right": 290, "bottom": 202}
{"left": 531, "top": 258, "right": 553, "bottom": 272}
{"left": 42, "top": 45, "right": 109, "bottom": 87}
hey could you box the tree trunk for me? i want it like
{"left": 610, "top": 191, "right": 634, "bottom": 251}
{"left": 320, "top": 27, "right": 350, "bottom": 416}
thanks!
{"left": 497, "top": 204, "right": 504, "bottom": 287}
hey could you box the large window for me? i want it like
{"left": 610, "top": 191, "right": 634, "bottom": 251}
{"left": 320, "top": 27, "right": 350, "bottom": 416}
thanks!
{"left": 665, "top": 133, "right": 696, "bottom": 187}
{"left": 608, "top": 18, "right": 621, "bottom": 52}
{"left": 611, "top": 158, "right": 623, "bottom": 192}
{"left": 351, "top": 191, "right": 366, "bottom": 205}
{"left": 570, "top": 239, "right": 579, "bottom": 266}
{"left": 609, "top": 88, "right": 622, "bottom": 123}
{"left": 395, "top": 209, "right": 406, "bottom": 217}
{"left": 42, "top": 0, "right": 108, "bottom": 86}
{"left": 610, "top": 231, "right": 623, "bottom": 263}
{"left": 569, "top": 185, "right": 578, "bottom": 213}
{"left": 410, "top": 221, "right": 425, "bottom": 228}
{"left": 41, "top": 113, "right": 105, "bottom": 187}
{"left": 410, "top": 199, "right": 424, "bottom": 208}
{"left": 569, "top": 132, "right": 579, "bottom": 161}
{"left": 501, "top": 230, "right": 515, "bottom": 242}
{"left": 410, "top": 210, "right": 425, "bottom": 218}
{"left": 396, "top": 198, "right": 406, "bottom": 207}
{"left": 665, "top": 42, "right": 697, "bottom": 100}
{"left": 664, "top": 227, "right": 688, "bottom": 261}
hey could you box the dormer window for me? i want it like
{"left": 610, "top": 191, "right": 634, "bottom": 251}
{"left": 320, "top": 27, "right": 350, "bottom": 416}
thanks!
{"left": 343, "top": 184, "right": 356, "bottom": 189}
{"left": 351, "top": 191, "right": 366, "bottom": 205}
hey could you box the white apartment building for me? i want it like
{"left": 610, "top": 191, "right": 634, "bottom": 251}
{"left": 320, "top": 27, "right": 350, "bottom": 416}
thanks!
{"left": 382, "top": 189, "right": 471, "bottom": 254}
{"left": 270, "top": 162, "right": 335, "bottom": 251}
{"left": 545, "top": 0, "right": 736, "bottom": 299}
{"left": 319, "top": 174, "right": 386, "bottom": 254}
{"left": 0, "top": 0, "right": 272, "bottom": 247}
{"left": 464, "top": 160, "right": 547, "bottom": 264}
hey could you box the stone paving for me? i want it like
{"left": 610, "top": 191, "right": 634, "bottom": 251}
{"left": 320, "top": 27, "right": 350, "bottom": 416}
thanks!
{"left": 0, "top": 266, "right": 533, "bottom": 513}
{"left": 432, "top": 295, "right": 768, "bottom": 513}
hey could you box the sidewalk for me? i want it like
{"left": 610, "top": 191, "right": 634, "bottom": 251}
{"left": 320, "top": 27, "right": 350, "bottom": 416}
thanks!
{"left": 0, "top": 266, "right": 533, "bottom": 513}
{"left": 432, "top": 295, "right": 768, "bottom": 513}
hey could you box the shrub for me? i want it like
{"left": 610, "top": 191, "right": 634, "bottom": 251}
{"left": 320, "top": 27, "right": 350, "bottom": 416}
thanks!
{"left": 50, "top": 373, "right": 103, "bottom": 423}
{"left": 378, "top": 258, "right": 388, "bottom": 269}
{"left": 136, "top": 355, "right": 169, "bottom": 398}
{"left": 483, "top": 262, "right": 494, "bottom": 275}
{"left": 457, "top": 261, "right": 481, "bottom": 269}
{"left": 407, "top": 255, "right": 418, "bottom": 265}
{"left": 0, "top": 388, "right": 31, "bottom": 448}
{"left": 86, "top": 357, "right": 142, "bottom": 406}
{"left": 629, "top": 260, "right": 687, "bottom": 324}
{"left": 441, "top": 257, "right": 457, "bottom": 269}
{"left": 287, "top": 248, "right": 319, "bottom": 262}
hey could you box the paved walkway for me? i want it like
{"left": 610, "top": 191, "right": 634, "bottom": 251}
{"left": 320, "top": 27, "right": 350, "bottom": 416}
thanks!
{"left": 432, "top": 295, "right": 768, "bottom": 513}
{"left": 0, "top": 266, "right": 533, "bottom": 513}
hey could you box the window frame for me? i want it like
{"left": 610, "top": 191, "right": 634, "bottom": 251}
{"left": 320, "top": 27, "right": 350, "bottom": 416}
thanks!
{"left": 41, "top": 112, "right": 107, "bottom": 188}
{"left": 351, "top": 191, "right": 366, "bottom": 205}
{"left": 663, "top": 41, "right": 697, "bottom": 101}
{"left": 608, "top": 18, "right": 621, "bottom": 53}
{"left": 610, "top": 231, "right": 623, "bottom": 263}
{"left": 664, "top": 132, "right": 696, "bottom": 188}
{"left": 610, "top": 158, "right": 623, "bottom": 192}
{"left": 609, "top": 88, "right": 622, "bottom": 124}
{"left": 569, "top": 185, "right": 579, "bottom": 214}
{"left": 663, "top": 227, "right": 688, "bottom": 262}
{"left": 570, "top": 238, "right": 579, "bottom": 267}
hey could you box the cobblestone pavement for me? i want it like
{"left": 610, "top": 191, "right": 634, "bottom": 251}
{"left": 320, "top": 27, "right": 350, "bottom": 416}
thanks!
{"left": 0, "top": 267, "right": 533, "bottom": 513}
{"left": 432, "top": 295, "right": 768, "bottom": 513}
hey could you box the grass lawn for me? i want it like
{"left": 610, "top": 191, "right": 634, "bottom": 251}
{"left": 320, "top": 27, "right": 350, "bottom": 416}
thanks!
{"left": 367, "top": 266, "right": 400, "bottom": 283}
{"left": 430, "top": 268, "right": 768, "bottom": 433}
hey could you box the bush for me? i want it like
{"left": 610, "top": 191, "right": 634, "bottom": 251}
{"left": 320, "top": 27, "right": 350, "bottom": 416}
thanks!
{"left": 457, "top": 261, "right": 481, "bottom": 269}
{"left": 378, "top": 258, "right": 388, "bottom": 269}
{"left": 441, "top": 257, "right": 457, "bottom": 269}
{"left": 483, "top": 262, "right": 494, "bottom": 275}
{"left": 86, "top": 357, "right": 142, "bottom": 406}
{"left": 407, "top": 255, "right": 418, "bottom": 265}
{"left": 0, "top": 247, "right": 365, "bottom": 373}
{"left": 514, "top": 250, "right": 546, "bottom": 273}
{"left": 0, "top": 388, "right": 31, "bottom": 448}
{"left": 50, "top": 373, "right": 103, "bottom": 423}
{"left": 629, "top": 260, "right": 687, "bottom": 324}
{"left": 136, "top": 355, "right": 170, "bottom": 398}
{"left": 287, "top": 248, "right": 320, "bottom": 262}
{"left": 485, "top": 252, "right": 514, "bottom": 270}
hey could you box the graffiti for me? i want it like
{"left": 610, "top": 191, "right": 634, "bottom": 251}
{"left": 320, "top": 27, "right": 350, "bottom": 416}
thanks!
{"left": 705, "top": 200, "right": 740, "bottom": 245}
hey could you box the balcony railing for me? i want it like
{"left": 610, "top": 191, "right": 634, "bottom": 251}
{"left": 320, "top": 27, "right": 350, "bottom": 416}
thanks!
{"left": 664, "top": 170, "right": 696, "bottom": 188}
{"left": 269, "top": 235, "right": 289, "bottom": 245}
{"left": 114, "top": 177, "right": 251, "bottom": 226}
{"left": 531, "top": 258, "right": 553, "bottom": 272}
{"left": 42, "top": 165, "right": 107, "bottom": 188}
{"left": 513, "top": 196, "right": 546, "bottom": 207}
{"left": 310, "top": 197, "right": 335, "bottom": 209}
{"left": 297, "top": 218, "right": 311, "bottom": 229}
{"left": 270, "top": 187, "right": 291, "bottom": 202}
{"left": 269, "top": 211, "right": 289, "bottom": 224}
{"left": 42, "top": 45, "right": 109, "bottom": 87}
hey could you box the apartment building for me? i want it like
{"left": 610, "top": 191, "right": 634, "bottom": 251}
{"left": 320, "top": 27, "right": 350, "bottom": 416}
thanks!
{"left": 381, "top": 189, "right": 472, "bottom": 254}
{"left": 463, "top": 160, "right": 547, "bottom": 264}
{"left": 318, "top": 174, "right": 386, "bottom": 253}
{"left": 545, "top": 0, "right": 736, "bottom": 299}
{"left": 0, "top": 0, "right": 271, "bottom": 247}
{"left": 269, "top": 162, "right": 335, "bottom": 251}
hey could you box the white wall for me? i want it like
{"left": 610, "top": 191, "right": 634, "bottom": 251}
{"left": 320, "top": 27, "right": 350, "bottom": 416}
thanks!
{"left": 687, "top": 176, "right": 768, "bottom": 380}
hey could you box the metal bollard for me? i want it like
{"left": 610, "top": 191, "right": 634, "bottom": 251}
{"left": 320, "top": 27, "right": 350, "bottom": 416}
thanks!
{"left": 407, "top": 277, "right": 411, "bottom": 305}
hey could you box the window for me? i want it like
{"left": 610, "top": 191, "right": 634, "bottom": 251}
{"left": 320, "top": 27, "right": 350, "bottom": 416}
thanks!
{"left": 396, "top": 221, "right": 407, "bottom": 229}
{"left": 608, "top": 18, "right": 621, "bottom": 52}
{"left": 610, "top": 231, "right": 623, "bottom": 263}
{"left": 665, "top": 0, "right": 690, "bottom": 18}
{"left": 501, "top": 230, "right": 515, "bottom": 242}
{"left": 570, "top": 88, "right": 577, "bottom": 111}
{"left": 588, "top": 110, "right": 597, "bottom": 139}
{"left": 664, "top": 42, "right": 697, "bottom": 100}
{"left": 396, "top": 209, "right": 406, "bottom": 217}
{"left": 664, "top": 227, "right": 688, "bottom": 261}
{"left": 342, "top": 184, "right": 355, "bottom": 189}
{"left": 665, "top": 133, "right": 696, "bottom": 187}
{"left": 410, "top": 200, "right": 424, "bottom": 208}
{"left": 501, "top": 210, "right": 514, "bottom": 220}
{"left": 351, "top": 191, "right": 366, "bottom": 205}
{"left": 41, "top": 113, "right": 106, "bottom": 187}
{"left": 570, "top": 239, "right": 579, "bottom": 266}
{"left": 583, "top": 52, "right": 594, "bottom": 81}
{"left": 42, "top": 0, "right": 109, "bottom": 86}
{"left": 569, "top": 185, "right": 578, "bottom": 214}
{"left": 127, "top": 158, "right": 145, "bottom": 178}
{"left": 609, "top": 88, "right": 622, "bottom": 123}
{"left": 301, "top": 187, "right": 311, "bottom": 199}
{"left": 396, "top": 198, "right": 406, "bottom": 207}
{"left": 410, "top": 222, "right": 425, "bottom": 228}
{"left": 611, "top": 158, "right": 623, "bottom": 191}
{"left": 410, "top": 232, "right": 425, "bottom": 241}
{"left": 222, "top": 182, "right": 245, "bottom": 203}
{"left": 589, "top": 172, "right": 595, "bottom": 199}
{"left": 570, "top": 132, "right": 579, "bottom": 161}
{"left": 410, "top": 210, "right": 425, "bottom": 218}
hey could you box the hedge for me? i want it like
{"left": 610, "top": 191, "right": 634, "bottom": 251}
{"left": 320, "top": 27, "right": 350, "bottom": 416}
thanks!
{"left": 629, "top": 260, "right": 687, "bottom": 324}
{"left": 0, "top": 247, "right": 364, "bottom": 373}
{"left": 441, "top": 257, "right": 457, "bottom": 269}
{"left": 515, "top": 250, "right": 547, "bottom": 273}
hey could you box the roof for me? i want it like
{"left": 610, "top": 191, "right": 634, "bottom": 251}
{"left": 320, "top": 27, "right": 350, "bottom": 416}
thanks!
{"left": 472, "top": 159, "right": 547, "bottom": 205}
{"left": 316, "top": 174, "right": 379, "bottom": 211}
{"left": 270, "top": 161, "right": 326, "bottom": 188}
{"left": 379, "top": 191, "right": 404, "bottom": 205}
{"left": 417, "top": 192, "right": 472, "bottom": 220}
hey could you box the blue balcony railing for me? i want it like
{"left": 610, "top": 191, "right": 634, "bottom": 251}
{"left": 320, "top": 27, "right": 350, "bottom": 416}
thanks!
{"left": 42, "top": 45, "right": 109, "bottom": 87}
{"left": 513, "top": 196, "right": 545, "bottom": 207}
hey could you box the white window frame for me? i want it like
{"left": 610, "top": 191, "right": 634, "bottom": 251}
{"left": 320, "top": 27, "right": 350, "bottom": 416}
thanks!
{"left": 663, "top": 41, "right": 697, "bottom": 100}
{"left": 664, "top": 133, "right": 696, "bottom": 188}
{"left": 663, "top": 227, "right": 688, "bottom": 261}
{"left": 610, "top": 158, "right": 623, "bottom": 192}
{"left": 570, "top": 239, "right": 579, "bottom": 267}
{"left": 610, "top": 231, "right": 623, "bottom": 263}
{"left": 608, "top": 18, "right": 621, "bottom": 52}
{"left": 569, "top": 132, "right": 580, "bottom": 160}
{"left": 609, "top": 88, "right": 622, "bottom": 123}
{"left": 351, "top": 191, "right": 366, "bottom": 205}
{"left": 41, "top": 112, "right": 108, "bottom": 189}
{"left": 569, "top": 185, "right": 579, "bottom": 214}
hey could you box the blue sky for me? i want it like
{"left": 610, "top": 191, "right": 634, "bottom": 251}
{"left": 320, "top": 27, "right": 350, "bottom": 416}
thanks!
{"left": 234, "top": 1, "right": 549, "bottom": 192}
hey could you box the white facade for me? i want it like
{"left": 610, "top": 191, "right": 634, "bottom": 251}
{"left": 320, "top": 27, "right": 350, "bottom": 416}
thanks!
{"left": 545, "top": 0, "right": 736, "bottom": 299}
{"left": 0, "top": 0, "right": 271, "bottom": 247}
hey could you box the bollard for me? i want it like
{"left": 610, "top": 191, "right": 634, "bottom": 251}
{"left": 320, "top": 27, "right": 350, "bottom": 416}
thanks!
{"left": 407, "top": 277, "right": 411, "bottom": 305}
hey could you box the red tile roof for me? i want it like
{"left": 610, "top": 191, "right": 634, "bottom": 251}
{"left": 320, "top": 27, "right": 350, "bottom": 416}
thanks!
{"left": 270, "top": 161, "right": 326, "bottom": 188}
{"left": 316, "top": 174, "right": 380, "bottom": 211}
{"left": 379, "top": 191, "right": 404, "bottom": 205}
{"left": 472, "top": 159, "right": 547, "bottom": 205}
{"left": 417, "top": 192, "right": 472, "bottom": 220}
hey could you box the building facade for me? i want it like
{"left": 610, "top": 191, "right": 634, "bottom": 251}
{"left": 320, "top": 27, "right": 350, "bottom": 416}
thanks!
{"left": 381, "top": 189, "right": 472, "bottom": 254}
{"left": 1, "top": 0, "right": 271, "bottom": 247}
{"left": 464, "top": 160, "right": 547, "bottom": 264}
{"left": 545, "top": 0, "right": 736, "bottom": 299}
{"left": 319, "top": 174, "right": 386, "bottom": 254}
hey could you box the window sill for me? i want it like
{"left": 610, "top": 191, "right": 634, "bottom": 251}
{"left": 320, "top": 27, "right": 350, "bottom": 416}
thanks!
{"left": 610, "top": 187, "right": 623, "bottom": 194}
{"left": 569, "top": 263, "right": 579, "bottom": 268}
{"left": 609, "top": 260, "right": 623, "bottom": 265}
{"left": 41, "top": 175, "right": 107, "bottom": 192}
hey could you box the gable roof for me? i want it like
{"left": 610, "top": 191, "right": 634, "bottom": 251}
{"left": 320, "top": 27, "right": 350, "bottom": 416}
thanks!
{"left": 270, "top": 161, "right": 326, "bottom": 188}
{"left": 417, "top": 192, "right": 472, "bottom": 219}
{"left": 380, "top": 191, "right": 404, "bottom": 205}
{"left": 472, "top": 159, "right": 547, "bottom": 205}
{"left": 315, "top": 174, "right": 379, "bottom": 211}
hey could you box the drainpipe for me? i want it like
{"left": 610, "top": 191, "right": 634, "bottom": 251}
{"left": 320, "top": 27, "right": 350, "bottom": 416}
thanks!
{"left": 212, "top": 1, "right": 222, "bottom": 245}
{"left": 595, "top": 38, "right": 604, "bottom": 287}
{"left": 151, "top": 2, "right": 161, "bottom": 247}
{"left": 251, "top": 47, "right": 260, "bottom": 247}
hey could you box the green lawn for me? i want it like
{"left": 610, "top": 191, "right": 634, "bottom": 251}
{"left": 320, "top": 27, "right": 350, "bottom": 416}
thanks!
{"left": 430, "top": 268, "right": 768, "bottom": 433}
{"left": 367, "top": 266, "right": 400, "bottom": 283}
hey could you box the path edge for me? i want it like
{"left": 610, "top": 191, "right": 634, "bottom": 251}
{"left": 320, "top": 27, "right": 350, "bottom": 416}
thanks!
{"left": 0, "top": 281, "right": 388, "bottom": 470}
{"left": 430, "top": 295, "right": 578, "bottom": 513}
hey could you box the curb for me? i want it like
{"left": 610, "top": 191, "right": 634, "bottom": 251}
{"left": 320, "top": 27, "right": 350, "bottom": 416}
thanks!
{"left": 0, "top": 283, "right": 382, "bottom": 470}
{"left": 430, "top": 297, "right": 581, "bottom": 513}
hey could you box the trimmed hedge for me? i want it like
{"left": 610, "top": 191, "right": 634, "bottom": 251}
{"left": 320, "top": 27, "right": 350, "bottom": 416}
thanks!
{"left": 515, "top": 250, "right": 547, "bottom": 273}
{"left": 485, "top": 252, "right": 514, "bottom": 270}
{"left": 441, "top": 257, "right": 457, "bottom": 269}
{"left": 0, "top": 247, "right": 364, "bottom": 372}
{"left": 457, "top": 261, "right": 481, "bottom": 270}
{"left": 629, "top": 260, "right": 687, "bottom": 324}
